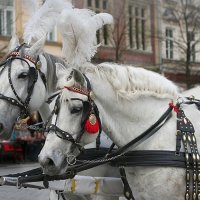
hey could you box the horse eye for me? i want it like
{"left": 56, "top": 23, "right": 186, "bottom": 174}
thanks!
{"left": 18, "top": 72, "right": 28, "bottom": 79}
{"left": 71, "top": 107, "right": 82, "bottom": 114}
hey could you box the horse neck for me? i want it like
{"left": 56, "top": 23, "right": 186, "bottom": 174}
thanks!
{"left": 87, "top": 72, "right": 178, "bottom": 151}
{"left": 38, "top": 102, "right": 51, "bottom": 122}
{"left": 43, "top": 53, "right": 67, "bottom": 94}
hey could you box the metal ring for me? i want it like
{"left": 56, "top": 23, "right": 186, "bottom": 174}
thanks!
{"left": 176, "top": 97, "right": 184, "bottom": 105}
{"left": 66, "top": 154, "right": 77, "bottom": 166}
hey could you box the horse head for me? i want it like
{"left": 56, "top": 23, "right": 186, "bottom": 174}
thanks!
{"left": 39, "top": 64, "right": 101, "bottom": 175}
{"left": 0, "top": 35, "right": 47, "bottom": 139}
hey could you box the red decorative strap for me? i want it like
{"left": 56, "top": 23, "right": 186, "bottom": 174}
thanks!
{"left": 64, "top": 86, "right": 90, "bottom": 97}
{"left": 9, "top": 51, "right": 37, "bottom": 65}
{"left": 169, "top": 102, "right": 179, "bottom": 113}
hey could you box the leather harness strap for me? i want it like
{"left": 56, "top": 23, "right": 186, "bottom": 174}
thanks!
{"left": 119, "top": 167, "right": 135, "bottom": 200}
{"left": 176, "top": 108, "right": 200, "bottom": 200}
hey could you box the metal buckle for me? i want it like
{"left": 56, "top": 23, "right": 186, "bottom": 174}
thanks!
{"left": 16, "top": 176, "right": 22, "bottom": 189}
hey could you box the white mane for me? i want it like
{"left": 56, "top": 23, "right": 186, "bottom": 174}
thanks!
{"left": 78, "top": 62, "right": 179, "bottom": 100}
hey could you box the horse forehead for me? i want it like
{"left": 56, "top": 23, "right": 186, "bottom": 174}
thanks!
{"left": 11, "top": 59, "right": 33, "bottom": 70}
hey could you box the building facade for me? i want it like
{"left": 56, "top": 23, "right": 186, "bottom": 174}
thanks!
{"left": 0, "top": 0, "right": 62, "bottom": 57}
{"left": 73, "top": 0, "right": 160, "bottom": 70}
{"left": 160, "top": 0, "right": 200, "bottom": 87}
{"left": 1, "top": 0, "right": 200, "bottom": 87}
{"left": 0, "top": 0, "right": 160, "bottom": 69}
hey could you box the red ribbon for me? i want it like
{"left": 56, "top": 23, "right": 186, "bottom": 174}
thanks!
{"left": 169, "top": 102, "right": 179, "bottom": 113}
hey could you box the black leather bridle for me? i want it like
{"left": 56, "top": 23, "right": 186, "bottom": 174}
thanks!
{"left": 0, "top": 43, "right": 46, "bottom": 119}
{"left": 43, "top": 74, "right": 102, "bottom": 154}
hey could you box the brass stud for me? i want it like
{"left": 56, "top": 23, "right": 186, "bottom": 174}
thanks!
{"left": 177, "top": 130, "right": 181, "bottom": 135}
{"left": 89, "top": 91, "right": 95, "bottom": 100}
{"left": 186, "top": 193, "right": 189, "bottom": 200}
{"left": 187, "top": 173, "right": 190, "bottom": 181}
{"left": 36, "top": 61, "right": 42, "bottom": 70}
{"left": 194, "top": 174, "right": 197, "bottom": 181}
{"left": 125, "top": 192, "right": 130, "bottom": 197}
{"left": 193, "top": 154, "right": 196, "bottom": 161}
{"left": 193, "top": 193, "right": 197, "bottom": 200}
{"left": 188, "top": 136, "right": 191, "bottom": 142}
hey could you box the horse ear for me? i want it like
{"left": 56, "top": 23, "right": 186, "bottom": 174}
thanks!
{"left": 72, "top": 69, "right": 85, "bottom": 86}
{"left": 55, "top": 63, "right": 66, "bottom": 78}
{"left": 27, "top": 37, "right": 45, "bottom": 56}
{"left": 9, "top": 34, "right": 19, "bottom": 51}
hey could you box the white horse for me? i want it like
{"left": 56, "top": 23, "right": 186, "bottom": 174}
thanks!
{"left": 39, "top": 62, "right": 200, "bottom": 200}
{"left": 0, "top": 37, "right": 120, "bottom": 200}
{"left": 0, "top": 36, "right": 60, "bottom": 138}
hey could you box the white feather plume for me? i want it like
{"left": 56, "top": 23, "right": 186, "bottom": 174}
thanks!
{"left": 22, "top": 0, "right": 40, "bottom": 16}
{"left": 58, "top": 9, "right": 113, "bottom": 66}
{"left": 23, "top": 0, "right": 72, "bottom": 44}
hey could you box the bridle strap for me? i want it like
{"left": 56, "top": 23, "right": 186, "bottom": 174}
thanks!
{"left": 47, "top": 124, "right": 75, "bottom": 143}
{"left": 44, "top": 95, "right": 85, "bottom": 151}
{"left": 8, "top": 51, "right": 38, "bottom": 66}
{"left": 0, "top": 93, "right": 24, "bottom": 109}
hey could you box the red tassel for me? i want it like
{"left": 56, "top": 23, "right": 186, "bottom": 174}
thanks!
{"left": 84, "top": 114, "right": 99, "bottom": 134}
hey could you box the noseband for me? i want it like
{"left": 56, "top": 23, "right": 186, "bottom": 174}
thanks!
{"left": 0, "top": 44, "right": 46, "bottom": 119}
{"left": 44, "top": 74, "right": 102, "bottom": 156}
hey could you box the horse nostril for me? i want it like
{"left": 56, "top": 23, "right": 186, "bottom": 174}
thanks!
{"left": 0, "top": 123, "right": 4, "bottom": 132}
{"left": 40, "top": 157, "right": 55, "bottom": 168}
{"left": 46, "top": 158, "right": 55, "bottom": 166}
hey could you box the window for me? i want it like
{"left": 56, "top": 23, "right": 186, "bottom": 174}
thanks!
{"left": 87, "top": 0, "right": 111, "bottom": 46}
{"left": 188, "top": 32, "right": 196, "bottom": 62}
{"left": 191, "top": 44, "right": 196, "bottom": 62}
{"left": 129, "top": 6, "right": 133, "bottom": 48}
{"left": 0, "top": 0, "right": 14, "bottom": 36}
{"left": 128, "top": 5, "right": 146, "bottom": 50}
{"left": 103, "top": 0, "right": 107, "bottom": 10}
{"left": 95, "top": 0, "right": 99, "bottom": 8}
{"left": 47, "top": 28, "right": 57, "bottom": 42}
{"left": 165, "top": 28, "right": 174, "bottom": 59}
{"left": 135, "top": 7, "right": 146, "bottom": 50}
{"left": 87, "top": 0, "right": 92, "bottom": 7}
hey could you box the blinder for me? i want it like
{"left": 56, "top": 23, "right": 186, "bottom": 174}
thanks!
{"left": 27, "top": 67, "right": 38, "bottom": 92}
{"left": 81, "top": 101, "right": 91, "bottom": 129}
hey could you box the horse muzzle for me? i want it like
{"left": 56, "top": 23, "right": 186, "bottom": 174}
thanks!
{"left": 38, "top": 151, "right": 67, "bottom": 176}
